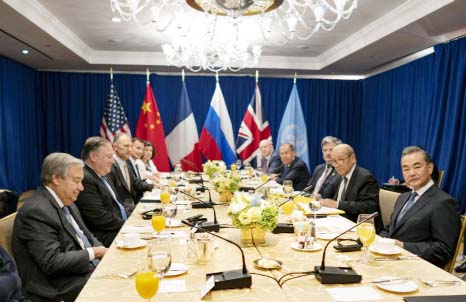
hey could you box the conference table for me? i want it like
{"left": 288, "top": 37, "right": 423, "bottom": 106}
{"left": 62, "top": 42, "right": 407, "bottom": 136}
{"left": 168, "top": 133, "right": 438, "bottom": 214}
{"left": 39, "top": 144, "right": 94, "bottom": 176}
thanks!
{"left": 75, "top": 179, "right": 466, "bottom": 302}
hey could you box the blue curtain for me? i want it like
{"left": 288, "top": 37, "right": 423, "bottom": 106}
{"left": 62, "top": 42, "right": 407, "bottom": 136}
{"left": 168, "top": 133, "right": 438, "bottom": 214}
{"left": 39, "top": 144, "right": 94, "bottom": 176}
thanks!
{"left": 0, "top": 58, "right": 43, "bottom": 192}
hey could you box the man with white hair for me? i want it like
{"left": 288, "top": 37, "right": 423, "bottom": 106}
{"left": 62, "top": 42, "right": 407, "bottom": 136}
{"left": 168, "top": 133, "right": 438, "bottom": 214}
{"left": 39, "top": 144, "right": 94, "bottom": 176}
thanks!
{"left": 13, "top": 153, "right": 107, "bottom": 302}
{"left": 258, "top": 139, "right": 281, "bottom": 174}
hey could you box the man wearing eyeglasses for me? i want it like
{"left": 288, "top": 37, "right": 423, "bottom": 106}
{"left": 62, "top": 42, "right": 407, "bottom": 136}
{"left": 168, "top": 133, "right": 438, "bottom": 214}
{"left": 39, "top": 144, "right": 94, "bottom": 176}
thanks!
{"left": 321, "top": 143, "right": 382, "bottom": 232}
{"left": 380, "top": 146, "right": 460, "bottom": 267}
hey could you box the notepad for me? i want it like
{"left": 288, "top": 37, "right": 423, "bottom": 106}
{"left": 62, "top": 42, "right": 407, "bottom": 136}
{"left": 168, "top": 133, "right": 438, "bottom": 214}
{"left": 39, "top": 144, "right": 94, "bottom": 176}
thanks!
{"left": 326, "top": 286, "right": 383, "bottom": 301}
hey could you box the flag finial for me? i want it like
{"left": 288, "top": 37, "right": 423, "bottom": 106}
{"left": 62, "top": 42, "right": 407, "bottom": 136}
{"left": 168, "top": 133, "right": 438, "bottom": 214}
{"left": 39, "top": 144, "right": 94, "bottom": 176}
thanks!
{"left": 215, "top": 71, "right": 219, "bottom": 83}
{"left": 110, "top": 67, "right": 113, "bottom": 81}
{"left": 146, "top": 69, "right": 150, "bottom": 84}
{"left": 255, "top": 70, "right": 259, "bottom": 83}
{"left": 293, "top": 72, "right": 297, "bottom": 84}
{"left": 182, "top": 69, "right": 185, "bottom": 82}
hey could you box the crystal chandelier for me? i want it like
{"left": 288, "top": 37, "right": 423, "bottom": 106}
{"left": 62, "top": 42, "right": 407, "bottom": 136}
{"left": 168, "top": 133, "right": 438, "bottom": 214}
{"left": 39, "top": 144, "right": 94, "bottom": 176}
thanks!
{"left": 110, "top": 0, "right": 358, "bottom": 71}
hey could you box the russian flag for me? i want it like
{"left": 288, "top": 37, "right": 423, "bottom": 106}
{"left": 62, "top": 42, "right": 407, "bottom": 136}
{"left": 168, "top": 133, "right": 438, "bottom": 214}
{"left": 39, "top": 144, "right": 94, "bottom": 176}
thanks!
{"left": 166, "top": 81, "right": 202, "bottom": 171}
{"left": 198, "top": 82, "right": 236, "bottom": 166}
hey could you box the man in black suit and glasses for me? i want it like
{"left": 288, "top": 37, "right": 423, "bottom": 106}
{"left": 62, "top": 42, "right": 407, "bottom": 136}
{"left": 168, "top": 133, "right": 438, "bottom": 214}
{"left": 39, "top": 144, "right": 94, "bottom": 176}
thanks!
{"left": 13, "top": 153, "right": 107, "bottom": 302}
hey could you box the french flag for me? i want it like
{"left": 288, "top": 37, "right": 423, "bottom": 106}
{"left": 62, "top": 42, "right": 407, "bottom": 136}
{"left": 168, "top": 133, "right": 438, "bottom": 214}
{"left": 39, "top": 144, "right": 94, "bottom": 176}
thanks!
{"left": 198, "top": 81, "right": 236, "bottom": 166}
{"left": 166, "top": 81, "right": 202, "bottom": 171}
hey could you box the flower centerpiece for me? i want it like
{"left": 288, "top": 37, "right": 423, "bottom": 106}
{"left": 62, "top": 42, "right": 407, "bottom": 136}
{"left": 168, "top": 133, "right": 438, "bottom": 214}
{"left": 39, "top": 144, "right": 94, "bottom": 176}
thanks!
{"left": 227, "top": 193, "right": 278, "bottom": 245}
{"left": 212, "top": 172, "right": 241, "bottom": 203}
{"left": 202, "top": 160, "right": 227, "bottom": 179}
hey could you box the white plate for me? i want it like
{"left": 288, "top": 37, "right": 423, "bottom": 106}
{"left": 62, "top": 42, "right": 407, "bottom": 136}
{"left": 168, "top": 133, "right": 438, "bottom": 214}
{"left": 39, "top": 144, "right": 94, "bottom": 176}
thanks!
{"left": 374, "top": 276, "right": 418, "bottom": 293}
{"left": 291, "top": 242, "right": 322, "bottom": 252}
{"left": 316, "top": 232, "right": 339, "bottom": 240}
{"left": 116, "top": 239, "right": 147, "bottom": 249}
{"left": 165, "top": 263, "right": 188, "bottom": 277}
{"left": 166, "top": 218, "right": 183, "bottom": 227}
{"left": 369, "top": 245, "right": 402, "bottom": 255}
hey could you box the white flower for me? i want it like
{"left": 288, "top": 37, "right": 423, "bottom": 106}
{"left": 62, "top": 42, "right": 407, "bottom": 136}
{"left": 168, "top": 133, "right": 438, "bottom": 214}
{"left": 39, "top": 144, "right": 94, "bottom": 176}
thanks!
{"left": 238, "top": 211, "right": 252, "bottom": 225}
{"left": 248, "top": 207, "right": 262, "bottom": 223}
{"left": 228, "top": 198, "right": 248, "bottom": 214}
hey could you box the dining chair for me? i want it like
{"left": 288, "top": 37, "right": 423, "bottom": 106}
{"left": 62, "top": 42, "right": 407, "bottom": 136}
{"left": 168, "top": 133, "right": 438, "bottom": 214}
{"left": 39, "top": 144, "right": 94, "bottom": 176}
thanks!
{"left": 447, "top": 215, "right": 466, "bottom": 273}
{"left": 0, "top": 212, "right": 17, "bottom": 257}
{"left": 379, "top": 189, "right": 401, "bottom": 227}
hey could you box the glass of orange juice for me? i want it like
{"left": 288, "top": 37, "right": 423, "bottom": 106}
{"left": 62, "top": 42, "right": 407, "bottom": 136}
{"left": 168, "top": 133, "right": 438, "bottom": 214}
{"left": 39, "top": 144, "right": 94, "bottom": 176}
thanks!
{"left": 152, "top": 214, "right": 166, "bottom": 237}
{"left": 160, "top": 187, "right": 171, "bottom": 204}
{"left": 356, "top": 214, "right": 376, "bottom": 264}
{"left": 281, "top": 200, "right": 294, "bottom": 221}
{"left": 135, "top": 270, "right": 159, "bottom": 302}
{"left": 230, "top": 163, "right": 237, "bottom": 171}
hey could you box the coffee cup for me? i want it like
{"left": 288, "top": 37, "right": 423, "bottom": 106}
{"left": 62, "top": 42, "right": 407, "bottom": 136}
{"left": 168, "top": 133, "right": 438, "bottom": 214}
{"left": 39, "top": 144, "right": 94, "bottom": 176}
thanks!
{"left": 122, "top": 233, "right": 140, "bottom": 246}
{"left": 376, "top": 238, "right": 396, "bottom": 252}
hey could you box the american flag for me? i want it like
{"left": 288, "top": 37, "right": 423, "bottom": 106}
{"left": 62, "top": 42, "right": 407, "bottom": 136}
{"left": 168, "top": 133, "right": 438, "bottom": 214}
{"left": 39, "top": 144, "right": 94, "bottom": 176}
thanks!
{"left": 100, "top": 82, "right": 131, "bottom": 141}
{"left": 236, "top": 83, "right": 271, "bottom": 166}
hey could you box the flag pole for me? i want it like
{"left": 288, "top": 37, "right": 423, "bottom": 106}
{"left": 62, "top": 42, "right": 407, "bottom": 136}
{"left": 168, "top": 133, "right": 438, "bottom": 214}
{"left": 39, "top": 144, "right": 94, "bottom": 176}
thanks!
{"left": 110, "top": 67, "right": 113, "bottom": 81}
{"left": 255, "top": 70, "right": 259, "bottom": 83}
{"left": 146, "top": 68, "right": 150, "bottom": 86}
{"left": 293, "top": 72, "right": 297, "bottom": 84}
{"left": 182, "top": 69, "right": 185, "bottom": 82}
{"left": 215, "top": 71, "right": 219, "bottom": 83}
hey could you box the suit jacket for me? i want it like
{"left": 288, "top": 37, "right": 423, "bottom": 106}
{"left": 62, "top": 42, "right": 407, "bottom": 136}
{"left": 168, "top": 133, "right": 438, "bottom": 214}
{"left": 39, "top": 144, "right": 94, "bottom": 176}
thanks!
{"left": 380, "top": 185, "right": 460, "bottom": 267}
{"left": 307, "top": 163, "right": 341, "bottom": 199}
{"left": 267, "top": 153, "right": 282, "bottom": 174}
{"left": 75, "top": 165, "right": 126, "bottom": 247}
{"left": 108, "top": 162, "right": 154, "bottom": 207}
{"left": 336, "top": 165, "right": 382, "bottom": 232}
{"left": 12, "top": 186, "right": 102, "bottom": 302}
{"left": 276, "top": 157, "right": 311, "bottom": 191}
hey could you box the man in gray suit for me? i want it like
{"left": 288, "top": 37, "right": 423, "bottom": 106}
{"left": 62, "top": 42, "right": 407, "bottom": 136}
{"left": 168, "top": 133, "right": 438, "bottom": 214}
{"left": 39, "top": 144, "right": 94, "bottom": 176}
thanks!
{"left": 307, "top": 136, "right": 342, "bottom": 198}
{"left": 380, "top": 146, "right": 460, "bottom": 267}
{"left": 13, "top": 153, "right": 107, "bottom": 302}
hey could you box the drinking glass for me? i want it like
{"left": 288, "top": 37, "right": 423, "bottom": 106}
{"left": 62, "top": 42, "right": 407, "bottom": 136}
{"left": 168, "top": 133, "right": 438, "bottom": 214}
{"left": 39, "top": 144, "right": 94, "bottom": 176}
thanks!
{"left": 160, "top": 187, "right": 171, "bottom": 204}
{"left": 261, "top": 173, "right": 269, "bottom": 183}
{"left": 281, "top": 201, "right": 294, "bottom": 221}
{"left": 310, "top": 193, "right": 322, "bottom": 223}
{"left": 151, "top": 214, "right": 166, "bottom": 238}
{"left": 235, "top": 159, "right": 242, "bottom": 170}
{"left": 164, "top": 203, "right": 177, "bottom": 229}
{"left": 148, "top": 240, "right": 172, "bottom": 279}
{"left": 283, "top": 180, "right": 293, "bottom": 197}
{"left": 135, "top": 269, "right": 159, "bottom": 302}
{"left": 356, "top": 214, "right": 376, "bottom": 264}
{"left": 230, "top": 163, "right": 237, "bottom": 171}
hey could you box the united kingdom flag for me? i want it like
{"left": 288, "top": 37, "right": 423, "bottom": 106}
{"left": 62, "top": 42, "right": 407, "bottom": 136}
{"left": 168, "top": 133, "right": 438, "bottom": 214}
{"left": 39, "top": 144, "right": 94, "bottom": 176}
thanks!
{"left": 236, "top": 83, "right": 271, "bottom": 166}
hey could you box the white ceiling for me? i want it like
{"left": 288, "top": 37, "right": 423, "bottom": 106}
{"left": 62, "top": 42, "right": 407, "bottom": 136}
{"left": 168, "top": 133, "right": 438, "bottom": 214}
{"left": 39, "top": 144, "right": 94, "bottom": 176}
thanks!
{"left": 1, "top": 0, "right": 466, "bottom": 77}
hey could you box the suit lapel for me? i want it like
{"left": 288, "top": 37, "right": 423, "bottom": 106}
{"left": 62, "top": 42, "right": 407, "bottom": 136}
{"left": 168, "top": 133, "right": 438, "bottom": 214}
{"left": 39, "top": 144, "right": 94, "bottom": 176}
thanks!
{"left": 342, "top": 166, "right": 358, "bottom": 201}
{"left": 39, "top": 186, "right": 82, "bottom": 247}
{"left": 392, "top": 186, "right": 436, "bottom": 234}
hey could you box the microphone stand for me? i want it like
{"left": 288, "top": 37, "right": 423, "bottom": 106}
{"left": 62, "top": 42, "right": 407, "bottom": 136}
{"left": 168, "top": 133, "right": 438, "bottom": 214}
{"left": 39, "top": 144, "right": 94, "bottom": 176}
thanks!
{"left": 314, "top": 212, "right": 379, "bottom": 284}
{"left": 182, "top": 220, "right": 252, "bottom": 290}
{"left": 176, "top": 188, "right": 220, "bottom": 232}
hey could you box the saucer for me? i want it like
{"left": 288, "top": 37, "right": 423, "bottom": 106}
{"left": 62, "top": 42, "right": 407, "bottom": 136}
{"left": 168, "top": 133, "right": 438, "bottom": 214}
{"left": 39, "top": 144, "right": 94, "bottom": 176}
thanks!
{"left": 116, "top": 239, "right": 147, "bottom": 249}
{"left": 291, "top": 242, "right": 322, "bottom": 252}
{"left": 165, "top": 263, "right": 188, "bottom": 277}
{"left": 374, "top": 276, "right": 418, "bottom": 293}
{"left": 166, "top": 218, "right": 183, "bottom": 227}
{"left": 369, "top": 245, "right": 402, "bottom": 255}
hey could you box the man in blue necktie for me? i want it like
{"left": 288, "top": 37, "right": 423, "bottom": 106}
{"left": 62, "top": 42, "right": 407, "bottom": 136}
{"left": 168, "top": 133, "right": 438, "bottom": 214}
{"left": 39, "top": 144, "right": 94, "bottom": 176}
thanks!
{"left": 75, "top": 137, "right": 130, "bottom": 247}
{"left": 380, "top": 146, "right": 460, "bottom": 267}
{"left": 12, "top": 153, "right": 107, "bottom": 302}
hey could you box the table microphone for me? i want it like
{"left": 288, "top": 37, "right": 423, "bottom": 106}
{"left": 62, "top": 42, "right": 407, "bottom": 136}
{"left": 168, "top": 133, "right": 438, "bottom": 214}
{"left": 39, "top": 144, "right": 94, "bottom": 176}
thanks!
{"left": 252, "top": 174, "right": 278, "bottom": 192}
{"left": 176, "top": 188, "right": 220, "bottom": 232}
{"left": 314, "top": 211, "right": 379, "bottom": 284}
{"left": 181, "top": 220, "right": 252, "bottom": 290}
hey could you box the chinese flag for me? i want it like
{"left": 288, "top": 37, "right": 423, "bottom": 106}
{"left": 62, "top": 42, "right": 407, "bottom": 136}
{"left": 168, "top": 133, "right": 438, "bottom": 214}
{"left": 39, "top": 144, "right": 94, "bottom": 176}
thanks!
{"left": 135, "top": 84, "right": 170, "bottom": 171}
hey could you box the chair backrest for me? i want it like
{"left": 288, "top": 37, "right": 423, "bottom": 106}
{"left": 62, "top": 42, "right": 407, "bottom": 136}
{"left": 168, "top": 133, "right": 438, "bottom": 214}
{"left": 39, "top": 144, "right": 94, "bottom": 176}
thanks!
{"left": 379, "top": 189, "right": 401, "bottom": 226}
{"left": 0, "top": 212, "right": 17, "bottom": 257}
{"left": 436, "top": 170, "right": 445, "bottom": 188}
{"left": 447, "top": 215, "right": 466, "bottom": 273}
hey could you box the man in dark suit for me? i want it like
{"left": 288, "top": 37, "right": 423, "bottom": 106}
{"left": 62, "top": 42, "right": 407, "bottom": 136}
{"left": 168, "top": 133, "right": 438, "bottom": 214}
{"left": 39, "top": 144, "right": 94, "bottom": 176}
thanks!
{"left": 307, "top": 136, "right": 342, "bottom": 198}
{"left": 108, "top": 133, "right": 154, "bottom": 207}
{"left": 12, "top": 153, "right": 107, "bottom": 302}
{"left": 258, "top": 139, "right": 281, "bottom": 174}
{"left": 75, "top": 136, "right": 129, "bottom": 247}
{"left": 322, "top": 144, "right": 382, "bottom": 231}
{"left": 380, "top": 146, "right": 460, "bottom": 267}
{"left": 274, "top": 143, "right": 311, "bottom": 191}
